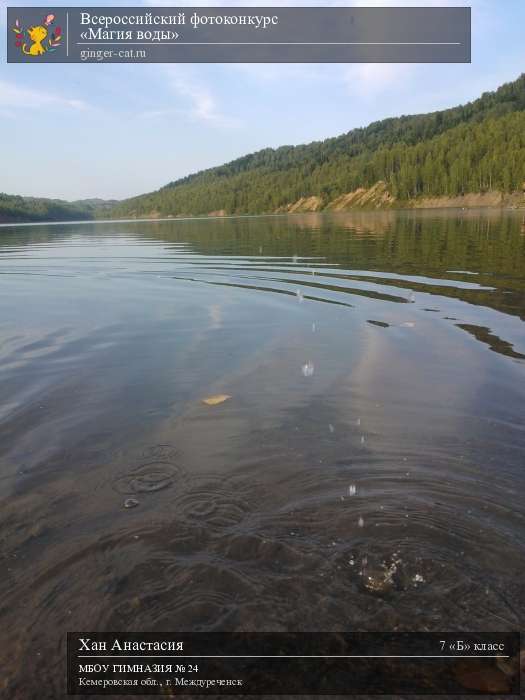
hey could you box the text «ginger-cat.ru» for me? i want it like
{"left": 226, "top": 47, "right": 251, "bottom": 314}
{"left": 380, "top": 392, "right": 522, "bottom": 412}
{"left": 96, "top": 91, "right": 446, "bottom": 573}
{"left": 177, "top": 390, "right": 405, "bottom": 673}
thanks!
{"left": 80, "top": 48, "right": 147, "bottom": 61}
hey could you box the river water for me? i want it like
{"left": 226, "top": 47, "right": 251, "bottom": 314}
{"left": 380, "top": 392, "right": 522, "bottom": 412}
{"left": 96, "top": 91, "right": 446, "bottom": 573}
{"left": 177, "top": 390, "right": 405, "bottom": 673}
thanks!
{"left": 0, "top": 210, "right": 524, "bottom": 697}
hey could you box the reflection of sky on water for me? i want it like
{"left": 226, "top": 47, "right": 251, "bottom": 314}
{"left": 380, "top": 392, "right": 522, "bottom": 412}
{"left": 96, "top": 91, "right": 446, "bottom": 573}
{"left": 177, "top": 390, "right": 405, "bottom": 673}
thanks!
{"left": 0, "top": 212, "right": 524, "bottom": 698}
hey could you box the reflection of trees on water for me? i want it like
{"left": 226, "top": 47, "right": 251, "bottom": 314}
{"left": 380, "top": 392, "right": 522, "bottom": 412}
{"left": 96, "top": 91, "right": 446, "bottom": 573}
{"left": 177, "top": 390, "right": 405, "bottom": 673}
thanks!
{"left": 1, "top": 210, "right": 524, "bottom": 322}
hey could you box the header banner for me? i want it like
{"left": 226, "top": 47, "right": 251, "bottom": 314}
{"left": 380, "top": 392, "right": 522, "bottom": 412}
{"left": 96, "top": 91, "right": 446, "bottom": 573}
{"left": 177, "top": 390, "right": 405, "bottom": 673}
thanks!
{"left": 7, "top": 6, "right": 471, "bottom": 64}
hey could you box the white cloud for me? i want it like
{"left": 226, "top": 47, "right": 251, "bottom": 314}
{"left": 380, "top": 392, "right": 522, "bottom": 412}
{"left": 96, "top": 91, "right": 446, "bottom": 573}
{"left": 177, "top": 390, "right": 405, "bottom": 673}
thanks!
{"left": 169, "top": 70, "right": 230, "bottom": 124}
{"left": 158, "top": 0, "right": 476, "bottom": 97}
{"left": 0, "top": 80, "right": 88, "bottom": 112}
{"left": 138, "top": 66, "right": 240, "bottom": 127}
{"left": 343, "top": 63, "right": 415, "bottom": 97}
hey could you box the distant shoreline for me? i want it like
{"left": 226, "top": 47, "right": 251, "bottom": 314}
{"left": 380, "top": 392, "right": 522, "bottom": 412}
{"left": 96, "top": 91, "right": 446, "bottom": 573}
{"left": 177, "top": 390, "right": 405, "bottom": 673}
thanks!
{"left": 1, "top": 204, "right": 524, "bottom": 229}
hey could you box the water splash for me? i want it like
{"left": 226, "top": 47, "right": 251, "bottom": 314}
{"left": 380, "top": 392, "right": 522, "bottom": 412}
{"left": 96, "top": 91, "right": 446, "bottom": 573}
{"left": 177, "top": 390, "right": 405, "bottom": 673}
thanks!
{"left": 301, "top": 361, "right": 314, "bottom": 377}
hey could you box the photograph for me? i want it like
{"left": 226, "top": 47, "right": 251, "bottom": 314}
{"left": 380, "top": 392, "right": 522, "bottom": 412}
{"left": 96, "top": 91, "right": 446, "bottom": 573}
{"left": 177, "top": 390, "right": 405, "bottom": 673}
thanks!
{"left": 0, "top": 1, "right": 523, "bottom": 697}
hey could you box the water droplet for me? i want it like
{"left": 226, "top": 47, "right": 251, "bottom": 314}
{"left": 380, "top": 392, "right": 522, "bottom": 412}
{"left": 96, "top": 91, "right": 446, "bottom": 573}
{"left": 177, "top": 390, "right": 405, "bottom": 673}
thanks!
{"left": 312, "top": 322, "right": 316, "bottom": 332}
{"left": 358, "top": 516, "right": 364, "bottom": 528}
{"left": 292, "top": 254, "right": 298, "bottom": 264}
{"left": 328, "top": 424, "right": 335, "bottom": 433}
{"left": 296, "top": 289, "right": 304, "bottom": 303}
{"left": 400, "top": 321, "right": 415, "bottom": 328}
{"left": 301, "top": 361, "right": 314, "bottom": 377}
{"left": 360, "top": 435, "right": 365, "bottom": 445}
{"left": 124, "top": 498, "right": 139, "bottom": 509}
{"left": 348, "top": 484, "right": 357, "bottom": 496}
{"left": 356, "top": 418, "right": 361, "bottom": 426}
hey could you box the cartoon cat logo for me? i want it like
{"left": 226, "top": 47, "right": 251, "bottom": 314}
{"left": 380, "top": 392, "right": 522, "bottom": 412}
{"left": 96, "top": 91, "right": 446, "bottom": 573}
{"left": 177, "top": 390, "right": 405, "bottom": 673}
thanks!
{"left": 12, "top": 14, "right": 62, "bottom": 57}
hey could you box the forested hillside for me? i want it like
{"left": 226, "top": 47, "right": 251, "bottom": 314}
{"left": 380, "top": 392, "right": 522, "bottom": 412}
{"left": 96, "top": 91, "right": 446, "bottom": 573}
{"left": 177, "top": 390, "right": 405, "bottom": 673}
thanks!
{"left": 3, "top": 74, "right": 524, "bottom": 224}
{"left": 111, "top": 73, "right": 525, "bottom": 218}
{"left": 0, "top": 195, "right": 115, "bottom": 224}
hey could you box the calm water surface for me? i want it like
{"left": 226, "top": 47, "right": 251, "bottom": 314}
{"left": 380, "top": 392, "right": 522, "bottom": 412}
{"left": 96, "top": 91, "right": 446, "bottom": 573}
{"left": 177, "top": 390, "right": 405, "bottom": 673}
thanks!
{"left": 0, "top": 211, "right": 524, "bottom": 697}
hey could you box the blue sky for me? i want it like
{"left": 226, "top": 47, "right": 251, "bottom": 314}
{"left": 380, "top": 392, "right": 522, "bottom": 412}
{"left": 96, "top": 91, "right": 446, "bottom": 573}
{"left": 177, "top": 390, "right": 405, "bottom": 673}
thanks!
{"left": 1, "top": 0, "right": 524, "bottom": 201}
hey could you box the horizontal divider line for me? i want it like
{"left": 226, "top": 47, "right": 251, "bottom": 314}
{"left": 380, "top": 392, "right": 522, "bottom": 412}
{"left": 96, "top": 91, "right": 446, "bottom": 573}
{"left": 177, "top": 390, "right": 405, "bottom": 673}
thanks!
{"left": 77, "top": 654, "right": 509, "bottom": 659}
{"left": 75, "top": 42, "right": 462, "bottom": 46}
